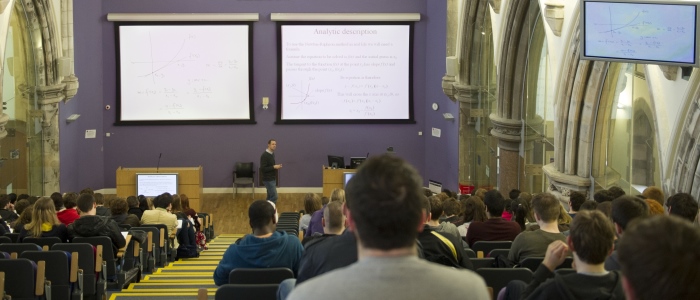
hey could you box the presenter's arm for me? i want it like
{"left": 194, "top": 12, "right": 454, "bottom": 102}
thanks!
{"left": 260, "top": 153, "right": 275, "bottom": 173}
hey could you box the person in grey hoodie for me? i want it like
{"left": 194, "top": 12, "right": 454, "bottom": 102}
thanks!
{"left": 213, "top": 200, "right": 303, "bottom": 286}
{"left": 68, "top": 193, "right": 126, "bottom": 256}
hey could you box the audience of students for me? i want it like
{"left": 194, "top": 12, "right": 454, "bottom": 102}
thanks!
{"left": 54, "top": 192, "right": 79, "bottom": 225}
{"left": 457, "top": 196, "right": 487, "bottom": 238}
{"left": 93, "top": 193, "right": 111, "bottom": 216}
{"left": 508, "top": 193, "right": 566, "bottom": 264}
{"left": 466, "top": 190, "right": 521, "bottom": 247}
{"left": 665, "top": 192, "right": 699, "bottom": 222}
{"left": 126, "top": 196, "right": 143, "bottom": 220}
{"left": 418, "top": 196, "right": 473, "bottom": 269}
{"left": 299, "top": 193, "right": 322, "bottom": 233}
{"left": 19, "top": 197, "right": 70, "bottom": 242}
{"left": 0, "top": 194, "right": 18, "bottom": 225}
{"left": 426, "top": 195, "right": 461, "bottom": 239}
{"left": 605, "top": 196, "right": 650, "bottom": 271}
{"left": 109, "top": 197, "right": 141, "bottom": 228}
{"left": 305, "top": 188, "right": 344, "bottom": 237}
{"left": 140, "top": 193, "right": 178, "bottom": 238}
{"left": 642, "top": 186, "right": 664, "bottom": 207}
{"left": 567, "top": 191, "right": 586, "bottom": 218}
{"left": 68, "top": 193, "right": 126, "bottom": 256}
{"left": 302, "top": 201, "right": 345, "bottom": 246}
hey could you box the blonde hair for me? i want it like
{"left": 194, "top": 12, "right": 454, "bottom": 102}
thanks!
{"left": 171, "top": 194, "right": 183, "bottom": 214}
{"left": 330, "top": 189, "right": 345, "bottom": 203}
{"left": 180, "top": 194, "right": 191, "bottom": 210}
{"left": 24, "top": 197, "right": 60, "bottom": 238}
{"left": 558, "top": 204, "right": 573, "bottom": 225}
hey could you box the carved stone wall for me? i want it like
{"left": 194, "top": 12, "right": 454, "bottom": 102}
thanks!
{"left": 668, "top": 74, "right": 700, "bottom": 199}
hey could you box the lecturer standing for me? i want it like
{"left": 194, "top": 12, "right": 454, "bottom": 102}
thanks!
{"left": 260, "top": 139, "right": 282, "bottom": 203}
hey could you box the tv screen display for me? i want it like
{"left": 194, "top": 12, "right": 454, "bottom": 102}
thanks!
{"left": 136, "top": 173, "right": 178, "bottom": 197}
{"left": 343, "top": 172, "right": 355, "bottom": 188}
{"left": 277, "top": 22, "right": 415, "bottom": 124}
{"left": 581, "top": 0, "right": 699, "bottom": 66}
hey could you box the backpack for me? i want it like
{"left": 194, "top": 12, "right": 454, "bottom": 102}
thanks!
{"left": 177, "top": 244, "right": 199, "bottom": 258}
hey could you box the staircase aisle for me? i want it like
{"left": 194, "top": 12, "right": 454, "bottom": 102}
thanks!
{"left": 108, "top": 234, "right": 242, "bottom": 300}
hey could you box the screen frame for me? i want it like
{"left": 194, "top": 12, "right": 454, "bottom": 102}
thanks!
{"left": 349, "top": 157, "right": 367, "bottom": 169}
{"left": 135, "top": 173, "right": 179, "bottom": 197}
{"left": 114, "top": 21, "right": 256, "bottom": 126}
{"left": 275, "top": 21, "right": 416, "bottom": 124}
{"left": 327, "top": 155, "right": 346, "bottom": 169}
{"left": 580, "top": 0, "right": 700, "bottom": 67}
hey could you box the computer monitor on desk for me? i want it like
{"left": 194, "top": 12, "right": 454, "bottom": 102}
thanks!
{"left": 328, "top": 155, "right": 345, "bottom": 169}
{"left": 349, "top": 157, "right": 367, "bottom": 169}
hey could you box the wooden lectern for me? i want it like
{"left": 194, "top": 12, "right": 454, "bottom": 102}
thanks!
{"left": 116, "top": 166, "right": 203, "bottom": 211}
{"left": 322, "top": 166, "right": 356, "bottom": 197}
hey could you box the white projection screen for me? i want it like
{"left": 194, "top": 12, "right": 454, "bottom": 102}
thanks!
{"left": 277, "top": 23, "right": 415, "bottom": 124}
{"left": 581, "top": 0, "right": 700, "bottom": 66}
{"left": 116, "top": 22, "right": 255, "bottom": 125}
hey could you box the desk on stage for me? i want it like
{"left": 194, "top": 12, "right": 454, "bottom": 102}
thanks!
{"left": 322, "top": 166, "right": 356, "bottom": 197}
{"left": 116, "top": 166, "right": 203, "bottom": 211}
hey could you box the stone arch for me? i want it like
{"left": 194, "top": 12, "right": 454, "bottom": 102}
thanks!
{"left": 668, "top": 73, "right": 700, "bottom": 198}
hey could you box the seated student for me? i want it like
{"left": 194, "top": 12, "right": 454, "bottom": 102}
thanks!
{"left": 213, "top": 200, "right": 303, "bottom": 286}
{"left": 13, "top": 205, "right": 33, "bottom": 233}
{"left": 299, "top": 193, "right": 322, "bottom": 233}
{"left": 53, "top": 192, "right": 77, "bottom": 226}
{"left": 68, "top": 193, "right": 126, "bottom": 255}
{"left": 457, "top": 196, "right": 488, "bottom": 238}
{"left": 567, "top": 191, "right": 586, "bottom": 219}
{"left": 140, "top": 193, "right": 178, "bottom": 239}
{"left": 0, "top": 194, "right": 18, "bottom": 225}
{"left": 642, "top": 186, "right": 664, "bottom": 207}
{"left": 507, "top": 193, "right": 566, "bottom": 265}
{"left": 502, "top": 210, "right": 624, "bottom": 300}
{"left": 306, "top": 189, "right": 344, "bottom": 237}
{"left": 617, "top": 215, "right": 700, "bottom": 300}
{"left": 426, "top": 196, "right": 460, "bottom": 239}
{"left": 59, "top": 192, "right": 81, "bottom": 225}
{"left": 288, "top": 155, "right": 489, "bottom": 300}
{"left": 418, "top": 196, "right": 473, "bottom": 269}
{"left": 594, "top": 189, "right": 614, "bottom": 203}
{"left": 466, "top": 190, "right": 521, "bottom": 247}
{"left": 302, "top": 201, "right": 345, "bottom": 246}
{"left": 109, "top": 197, "right": 140, "bottom": 228}
{"left": 442, "top": 198, "right": 462, "bottom": 225}
{"left": 665, "top": 193, "right": 699, "bottom": 222}
{"left": 126, "top": 196, "right": 143, "bottom": 220}
{"left": 605, "top": 196, "right": 649, "bottom": 271}
{"left": 93, "top": 193, "right": 111, "bottom": 216}
{"left": 19, "top": 197, "right": 70, "bottom": 242}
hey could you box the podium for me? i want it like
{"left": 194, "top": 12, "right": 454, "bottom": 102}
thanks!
{"left": 322, "top": 166, "right": 356, "bottom": 197}
{"left": 116, "top": 166, "right": 203, "bottom": 211}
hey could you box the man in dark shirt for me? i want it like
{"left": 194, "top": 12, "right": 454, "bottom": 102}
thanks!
{"left": 68, "top": 193, "right": 126, "bottom": 256}
{"left": 466, "top": 190, "right": 520, "bottom": 247}
{"left": 260, "top": 139, "right": 282, "bottom": 203}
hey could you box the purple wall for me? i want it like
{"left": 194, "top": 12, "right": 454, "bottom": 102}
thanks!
{"left": 423, "top": 0, "right": 459, "bottom": 191}
{"left": 62, "top": 0, "right": 459, "bottom": 190}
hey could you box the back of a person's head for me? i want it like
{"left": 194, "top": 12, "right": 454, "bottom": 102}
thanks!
{"left": 666, "top": 193, "right": 699, "bottom": 222}
{"left": 26, "top": 197, "right": 59, "bottom": 237}
{"left": 579, "top": 200, "right": 598, "bottom": 211}
{"left": 503, "top": 198, "right": 514, "bottom": 213}
{"left": 423, "top": 188, "right": 433, "bottom": 197}
{"left": 569, "top": 191, "right": 587, "bottom": 211}
{"left": 320, "top": 196, "right": 330, "bottom": 205}
{"left": 642, "top": 186, "right": 664, "bottom": 207}
{"left": 79, "top": 188, "right": 94, "bottom": 195}
{"left": 442, "top": 189, "right": 456, "bottom": 198}
{"left": 76, "top": 193, "right": 95, "bottom": 213}
{"left": 63, "top": 193, "right": 78, "bottom": 209}
{"left": 608, "top": 186, "right": 626, "bottom": 200}
{"left": 509, "top": 189, "right": 521, "bottom": 200}
{"left": 8, "top": 193, "right": 16, "bottom": 204}
{"left": 323, "top": 201, "right": 345, "bottom": 231}
{"left": 474, "top": 188, "right": 487, "bottom": 199}
{"left": 303, "top": 193, "right": 322, "bottom": 215}
{"left": 645, "top": 199, "right": 664, "bottom": 216}
{"left": 152, "top": 193, "right": 173, "bottom": 209}
{"left": 443, "top": 198, "right": 460, "bottom": 216}
{"left": 483, "top": 190, "right": 505, "bottom": 217}
{"left": 248, "top": 200, "right": 275, "bottom": 230}
{"left": 345, "top": 154, "right": 423, "bottom": 251}
{"left": 126, "top": 196, "right": 139, "bottom": 208}
{"left": 569, "top": 210, "right": 615, "bottom": 264}
{"left": 611, "top": 196, "right": 649, "bottom": 231}
{"left": 596, "top": 201, "right": 612, "bottom": 218}
{"left": 94, "top": 193, "right": 104, "bottom": 205}
{"left": 594, "top": 189, "right": 614, "bottom": 203}
{"left": 511, "top": 199, "right": 530, "bottom": 231}
{"left": 330, "top": 188, "right": 345, "bottom": 203}
{"left": 617, "top": 215, "right": 700, "bottom": 300}
{"left": 427, "top": 195, "right": 443, "bottom": 221}
{"left": 138, "top": 195, "right": 149, "bottom": 210}
{"left": 531, "top": 193, "right": 560, "bottom": 223}
{"left": 180, "top": 194, "right": 191, "bottom": 210}
{"left": 0, "top": 194, "right": 9, "bottom": 209}
{"left": 17, "top": 194, "right": 29, "bottom": 201}
{"left": 517, "top": 192, "right": 532, "bottom": 204}
{"left": 110, "top": 197, "right": 129, "bottom": 215}
{"left": 463, "top": 196, "right": 487, "bottom": 223}
{"left": 14, "top": 199, "right": 31, "bottom": 215}
{"left": 52, "top": 193, "right": 65, "bottom": 211}
{"left": 171, "top": 194, "right": 183, "bottom": 213}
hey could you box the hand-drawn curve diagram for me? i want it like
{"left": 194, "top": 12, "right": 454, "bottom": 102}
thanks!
{"left": 131, "top": 32, "right": 197, "bottom": 84}
{"left": 286, "top": 78, "right": 315, "bottom": 105}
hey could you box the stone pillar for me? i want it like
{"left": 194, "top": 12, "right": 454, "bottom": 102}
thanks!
{"left": 36, "top": 83, "right": 64, "bottom": 194}
{"left": 490, "top": 114, "right": 522, "bottom": 195}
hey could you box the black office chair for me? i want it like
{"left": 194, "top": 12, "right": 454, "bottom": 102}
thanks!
{"left": 469, "top": 257, "right": 495, "bottom": 270}
{"left": 233, "top": 162, "right": 255, "bottom": 198}
{"left": 229, "top": 267, "right": 294, "bottom": 284}
{"left": 472, "top": 241, "right": 512, "bottom": 258}
{"left": 215, "top": 284, "right": 279, "bottom": 300}
{"left": 476, "top": 268, "right": 533, "bottom": 298}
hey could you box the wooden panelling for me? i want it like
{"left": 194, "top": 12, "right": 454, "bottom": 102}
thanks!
{"left": 322, "top": 167, "right": 355, "bottom": 198}
{"left": 116, "top": 167, "right": 203, "bottom": 211}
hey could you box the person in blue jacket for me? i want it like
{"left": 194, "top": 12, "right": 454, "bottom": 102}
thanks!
{"left": 213, "top": 200, "right": 303, "bottom": 286}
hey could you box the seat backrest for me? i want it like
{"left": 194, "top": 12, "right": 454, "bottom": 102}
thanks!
{"left": 72, "top": 236, "right": 117, "bottom": 277}
{"left": 0, "top": 243, "right": 42, "bottom": 258}
{"left": 3, "top": 233, "right": 19, "bottom": 243}
{"left": 215, "top": 284, "right": 278, "bottom": 300}
{"left": 472, "top": 241, "right": 512, "bottom": 257}
{"left": 21, "top": 250, "right": 72, "bottom": 300}
{"left": 52, "top": 243, "right": 97, "bottom": 295}
{"left": 487, "top": 248, "right": 510, "bottom": 258}
{"left": 555, "top": 268, "right": 576, "bottom": 276}
{"left": 464, "top": 248, "right": 476, "bottom": 258}
{"left": 0, "top": 258, "right": 37, "bottom": 299}
{"left": 22, "top": 236, "right": 63, "bottom": 250}
{"left": 130, "top": 226, "right": 160, "bottom": 254}
{"left": 476, "top": 268, "right": 533, "bottom": 294}
{"left": 0, "top": 236, "right": 12, "bottom": 244}
{"left": 469, "top": 257, "right": 495, "bottom": 270}
{"left": 229, "top": 268, "right": 294, "bottom": 284}
{"left": 519, "top": 257, "right": 544, "bottom": 272}
{"left": 235, "top": 162, "right": 254, "bottom": 178}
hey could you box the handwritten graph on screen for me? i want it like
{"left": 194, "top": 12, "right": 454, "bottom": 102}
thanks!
{"left": 584, "top": 2, "right": 696, "bottom": 64}
{"left": 118, "top": 25, "right": 251, "bottom": 122}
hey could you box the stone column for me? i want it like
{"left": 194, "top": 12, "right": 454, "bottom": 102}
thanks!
{"left": 36, "top": 83, "right": 64, "bottom": 194}
{"left": 490, "top": 114, "right": 522, "bottom": 195}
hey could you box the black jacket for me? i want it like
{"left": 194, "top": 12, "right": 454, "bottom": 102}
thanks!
{"left": 96, "top": 206, "right": 111, "bottom": 217}
{"left": 111, "top": 213, "right": 141, "bottom": 229}
{"left": 296, "top": 230, "right": 358, "bottom": 285}
{"left": 0, "top": 209, "right": 18, "bottom": 224}
{"left": 524, "top": 264, "right": 625, "bottom": 299}
{"left": 128, "top": 207, "right": 143, "bottom": 220}
{"left": 68, "top": 215, "right": 126, "bottom": 254}
{"left": 417, "top": 225, "right": 473, "bottom": 270}
{"left": 260, "top": 151, "right": 276, "bottom": 181}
